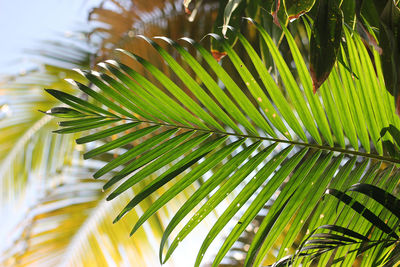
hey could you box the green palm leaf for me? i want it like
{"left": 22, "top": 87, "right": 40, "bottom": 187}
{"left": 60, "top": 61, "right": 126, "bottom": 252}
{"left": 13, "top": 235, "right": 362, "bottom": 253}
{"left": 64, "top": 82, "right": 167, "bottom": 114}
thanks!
{"left": 46, "top": 19, "right": 400, "bottom": 266}
{"left": 275, "top": 183, "right": 400, "bottom": 266}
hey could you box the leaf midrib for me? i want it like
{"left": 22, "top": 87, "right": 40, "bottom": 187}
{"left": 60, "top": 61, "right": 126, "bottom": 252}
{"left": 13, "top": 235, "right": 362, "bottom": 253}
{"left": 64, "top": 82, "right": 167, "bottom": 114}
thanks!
{"left": 92, "top": 115, "right": 400, "bottom": 164}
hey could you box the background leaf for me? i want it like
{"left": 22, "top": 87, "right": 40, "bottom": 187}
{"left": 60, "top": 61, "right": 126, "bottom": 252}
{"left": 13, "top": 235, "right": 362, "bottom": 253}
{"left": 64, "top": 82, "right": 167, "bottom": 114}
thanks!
{"left": 310, "top": 0, "right": 343, "bottom": 92}
{"left": 284, "top": 0, "right": 316, "bottom": 21}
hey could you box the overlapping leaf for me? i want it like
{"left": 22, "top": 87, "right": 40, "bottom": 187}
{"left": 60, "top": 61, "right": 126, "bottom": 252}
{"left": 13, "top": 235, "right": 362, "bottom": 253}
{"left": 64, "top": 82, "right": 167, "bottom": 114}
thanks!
{"left": 309, "top": 0, "right": 343, "bottom": 92}
{"left": 276, "top": 183, "right": 400, "bottom": 266}
{"left": 46, "top": 21, "right": 400, "bottom": 266}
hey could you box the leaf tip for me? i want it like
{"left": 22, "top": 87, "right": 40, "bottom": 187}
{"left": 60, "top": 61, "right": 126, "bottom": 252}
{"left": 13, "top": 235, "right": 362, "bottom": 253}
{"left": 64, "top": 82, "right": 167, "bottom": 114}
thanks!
{"left": 72, "top": 68, "right": 84, "bottom": 76}
{"left": 312, "top": 83, "right": 319, "bottom": 94}
{"left": 130, "top": 227, "right": 138, "bottom": 236}
{"left": 97, "top": 62, "right": 107, "bottom": 69}
{"left": 105, "top": 59, "right": 118, "bottom": 66}
{"left": 310, "top": 65, "right": 324, "bottom": 93}
{"left": 102, "top": 183, "right": 112, "bottom": 191}
{"left": 64, "top": 78, "right": 77, "bottom": 86}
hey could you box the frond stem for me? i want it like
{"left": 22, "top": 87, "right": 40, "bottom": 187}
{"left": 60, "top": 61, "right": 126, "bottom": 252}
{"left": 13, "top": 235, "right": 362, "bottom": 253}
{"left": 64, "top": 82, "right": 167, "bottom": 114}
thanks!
{"left": 98, "top": 115, "right": 400, "bottom": 164}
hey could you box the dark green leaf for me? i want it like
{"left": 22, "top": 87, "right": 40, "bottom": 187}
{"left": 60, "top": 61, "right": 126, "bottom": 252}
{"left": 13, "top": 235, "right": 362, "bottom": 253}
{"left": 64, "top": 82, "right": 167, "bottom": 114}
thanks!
{"left": 341, "top": 0, "right": 356, "bottom": 27}
{"left": 310, "top": 0, "right": 343, "bottom": 92}
{"left": 346, "top": 183, "right": 400, "bottom": 220}
{"left": 305, "top": 239, "right": 346, "bottom": 246}
{"left": 325, "top": 188, "right": 399, "bottom": 239}
{"left": 380, "top": 124, "right": 400, "bottom": 148}
{"left": 378, "top": 0, "right": 400, "bottom": 114}
{"left": 311, "top": 233, "right": 358, "bottom": 243}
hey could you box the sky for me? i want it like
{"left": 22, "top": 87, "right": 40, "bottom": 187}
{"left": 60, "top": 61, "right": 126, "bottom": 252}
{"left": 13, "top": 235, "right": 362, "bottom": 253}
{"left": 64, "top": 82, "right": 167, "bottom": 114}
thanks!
{"left": 0, "top": 0, "right": 101, "bottom": 75}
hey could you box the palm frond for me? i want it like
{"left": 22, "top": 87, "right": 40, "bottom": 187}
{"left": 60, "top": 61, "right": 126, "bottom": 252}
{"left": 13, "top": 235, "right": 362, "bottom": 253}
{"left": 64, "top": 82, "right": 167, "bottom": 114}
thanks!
{"left": 46, "top": 19, "right": 400, "bottom": 266}
{"left": 275, "top": 183, "right": 400, "bottom": 266}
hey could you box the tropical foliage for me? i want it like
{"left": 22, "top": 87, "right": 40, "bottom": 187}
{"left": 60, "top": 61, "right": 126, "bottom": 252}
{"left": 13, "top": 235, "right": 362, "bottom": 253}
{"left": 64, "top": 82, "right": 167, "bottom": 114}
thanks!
{"left": 1, "top": 1, "right": 225, "bottom": 266}
{"left": 3, "top": 0, "right": 400, "bottom": 266}
{"left": 275, "top": 183, "right": 400, "bottom": 266}
{"left": 45, "top": 11, "right": 400, "bottom": 266}
{"left": 189, "top": 0, "right": 400, "bottom": 104}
